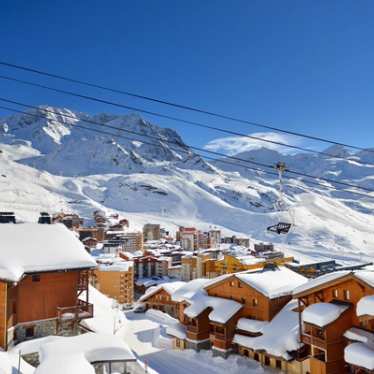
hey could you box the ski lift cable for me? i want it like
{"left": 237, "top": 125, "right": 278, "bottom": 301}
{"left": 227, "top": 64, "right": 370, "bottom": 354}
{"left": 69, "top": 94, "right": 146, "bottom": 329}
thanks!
{"left": 0, "top": 96, "right": 373, "bottom": 195}
{"left": 0, "top": 60, "right": 373, "bottom": 155}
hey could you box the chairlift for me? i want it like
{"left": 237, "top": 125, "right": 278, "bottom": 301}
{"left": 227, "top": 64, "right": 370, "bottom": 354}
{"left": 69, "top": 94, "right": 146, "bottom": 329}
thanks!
{"left": 266, "top": 162, "right": 293, "bottom": 235}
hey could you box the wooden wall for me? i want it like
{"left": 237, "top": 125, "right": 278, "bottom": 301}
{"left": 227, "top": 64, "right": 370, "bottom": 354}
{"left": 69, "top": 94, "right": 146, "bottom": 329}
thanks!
{"left": 15, "top": 271, "right": 79, "bottom": 323}
{"left": 0, "top": 282, "right": 7, "bottom": 349}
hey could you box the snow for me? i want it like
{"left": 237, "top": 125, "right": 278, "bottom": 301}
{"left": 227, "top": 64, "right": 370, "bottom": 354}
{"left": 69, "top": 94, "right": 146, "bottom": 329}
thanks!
{"left": 138, "top": 281, "right": 186, "bottom": 302}
{"left": 357, "top": 295, "right": 374, "bottom": 317}
{"left": 293, "top": 271, "right": 351, "bottom": 296}
{"left": 0, "top": 223, "right": 96, "bottom": 282}
{"left": 235, "top": 267, "right": 307, "bottom": 298}
{"left": 79, "top": 285, "right": 126, "bottom": 334}
{"left": 237, "top": 318, "right": 269, "bottom": 333}
{"left": 32, "top": 333, "right": 135, "bottom": 374}
{"left": 302, "top": 302, "right": 349, "bottom": 327}
{"left": 171, "top": 278, "right": 212, "bottom": 302}
{"left": 345, "top": 342, "right": 374, "bottom": 370}
{"left": 145, "top": 310, "right": 186, "bottom": 340}
{"left": 344, "top": 327, "right": 374, "bottom": 347}
{"left": 95, "top": 254, "right": 133, "bottom": 272}
{"left": 184, "top": 292, "right": 242, "bottom": 323}
{"left": 2, "top": 109, "right": 374, "bottom": 273}
{"left": 121, "top": 311, "right": 275, "bottom": 374}
{"left": 354, "top": 271, "right": 374, "bottom": 288}
{"left": 233, "top": 300, "right": 301, "bottom": 360}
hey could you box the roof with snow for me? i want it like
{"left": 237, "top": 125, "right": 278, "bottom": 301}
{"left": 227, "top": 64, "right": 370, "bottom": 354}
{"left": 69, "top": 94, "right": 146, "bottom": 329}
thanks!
{"left": 293, "top": 270, "right": 374, "bottom": 297}
{"left": 32, "top": 333, "right": 135, "bottom": 374}
{"left": 233, "top": 300, "right": 301, "bottom": 360}
{"left": 184, "top": 293, "right": 242, "bottom": 323}
{"left": 345, "top": 342, "right": 374, "bottom": 371}
{"left": 0, "top": 223, "right": 96, "bottom": 282}
{"left": 171, "top": 278, "right": 213, "bottom": 302}
{"left": 138, "top": 281, "right": 186, "bottom": 302}
{"left": 344, "top": 327, "right": 374, "bottom": 346}
{"left": 234, "top": 267, "right": 307, "bottom": 299}
{"left": 236, "top": 318, "right": 269, "bottom": 333}
{"left": 302, "top": 302, "right": 349, "bottom": 327}
{"left": 357, "top": 295, "right": 374, "bottom": 317}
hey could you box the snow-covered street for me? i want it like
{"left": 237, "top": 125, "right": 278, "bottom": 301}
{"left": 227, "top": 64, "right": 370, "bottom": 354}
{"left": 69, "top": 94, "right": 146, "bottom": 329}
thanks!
{"left": 120, "top": 311, "right": 277, "bottom": 374}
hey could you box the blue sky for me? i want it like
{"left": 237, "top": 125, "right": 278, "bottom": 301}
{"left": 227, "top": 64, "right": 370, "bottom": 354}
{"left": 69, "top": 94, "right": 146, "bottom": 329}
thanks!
{"left": 1, "top": 1, "right": 374, "bottom": 153}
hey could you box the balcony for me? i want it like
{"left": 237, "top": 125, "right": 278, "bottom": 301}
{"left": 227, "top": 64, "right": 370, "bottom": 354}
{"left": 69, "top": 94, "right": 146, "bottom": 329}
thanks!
{"left": 187, "top": 325, "right": 199, "bottom": 333}
{"left": 302, "top": 333, "right": 327, "bottom": 349}
{"left": 57, "top": 300, "right": 93, "bottom": 321}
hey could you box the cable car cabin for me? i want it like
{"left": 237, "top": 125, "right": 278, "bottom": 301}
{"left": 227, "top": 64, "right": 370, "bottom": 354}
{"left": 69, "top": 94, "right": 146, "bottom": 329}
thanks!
{"left": 267, "top": 222, "right": 291, "bottom": 235}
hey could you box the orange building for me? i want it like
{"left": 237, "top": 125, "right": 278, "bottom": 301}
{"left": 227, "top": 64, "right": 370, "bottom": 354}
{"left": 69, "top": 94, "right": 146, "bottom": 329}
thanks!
{"left": 0, "top": 223, "right": 96, "bottom": 350}
{"left": 92, "top": 256, "right": 134, "bottom": 306}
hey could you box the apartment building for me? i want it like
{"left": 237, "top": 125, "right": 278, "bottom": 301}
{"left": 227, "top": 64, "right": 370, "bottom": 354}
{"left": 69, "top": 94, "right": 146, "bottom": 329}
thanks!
{"left": 143, "top": 224, "right": 161, "bottom": 241}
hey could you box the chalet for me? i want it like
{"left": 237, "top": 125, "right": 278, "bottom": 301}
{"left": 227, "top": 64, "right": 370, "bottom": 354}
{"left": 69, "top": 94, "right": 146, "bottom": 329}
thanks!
{"left": 293, "top": 270, "right": 374, "bottom": 374}
{"left": 138, "top": 282, "right": 185, "bottom": 318}
{"left": 53, "top": 213, "right": 83, "bottom": 230}
{"left": 205, "top": 266, "right": 307, "bottom": 357}
{"left": 0, "top": 223, "right": 96, "bottom": 349}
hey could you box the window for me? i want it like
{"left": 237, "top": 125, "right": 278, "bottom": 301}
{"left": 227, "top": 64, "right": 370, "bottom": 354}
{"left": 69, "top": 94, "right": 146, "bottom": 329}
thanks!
{"left": 254, "top": 353, "right": 259, "bottom": 362}
{"left": 343, "top": 289, "right": 351, "bottom": 300}
{"left": 32, "top": 274, "right": 40, "bottom": 282}
{"left": 276, "top": 359, "right": 282, "bottom": 369}
{"left": 252, "top": 298, "right": 258, "bottom": 307}
{"left": 230, "top": 281, "right": 235, "bottom": 287}
{"left": 332, "top": 289, "right": 339, "bottom": 298}
{"left": 264, "top": 356, "right": 270, "bottom": 366}
{"left": 241, "top": 297, "right": 246, "bottom": 304}
{"left": 25, "top": 326, "right": 34, "bottom": 338}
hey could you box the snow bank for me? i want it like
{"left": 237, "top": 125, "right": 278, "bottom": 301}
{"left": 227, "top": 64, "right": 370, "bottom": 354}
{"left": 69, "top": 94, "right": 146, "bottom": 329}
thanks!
{"left": 79, "top": 285, "right": 126, "bottom": 334}
{"left": 34, "top": 333, "right": 135, "bottom": 374}
{"left": 345, "top": 342, "right": 374, "bottom": 370}
{"left": 0, "top": 223, "right": 96, "bottom": 281}
{"left": 357, "top": 295, "right": 374, "bottom": 317}
{"left": 235, "top": 266, "right": 307, "bottom": 298}
{"left": 302, "top": 302, "right": 349, "bottom": 327}
{"left": 236, "top": 318, "right": 268, "bottom": 333}
{"left": 145, "top": 309, "right": 186, "bottom": 340}
{"left": 233, "top": 300, "right": 301, "bottom": 360}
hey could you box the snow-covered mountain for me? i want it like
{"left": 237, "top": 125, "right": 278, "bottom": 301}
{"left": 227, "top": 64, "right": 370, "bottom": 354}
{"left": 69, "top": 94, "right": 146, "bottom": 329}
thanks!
{"left": 1, "top": 106, "right": 374, "bottom": 264}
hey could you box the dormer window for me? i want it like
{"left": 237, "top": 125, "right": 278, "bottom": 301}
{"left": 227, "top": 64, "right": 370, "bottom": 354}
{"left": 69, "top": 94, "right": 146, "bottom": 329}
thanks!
{"left": 343, "top": 289, "right": 350, "bottom": 300}
{"left": 332, "top": 289, "right": 339, "bottom": 298}
{"left": 32, "top": 274, "right": 41, "bottom": 282}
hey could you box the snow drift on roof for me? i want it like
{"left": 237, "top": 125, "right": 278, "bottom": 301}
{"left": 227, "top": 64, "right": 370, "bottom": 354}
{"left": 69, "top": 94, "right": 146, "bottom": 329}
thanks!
{"left": 0, "top": 223, "right": 96, "bottom": 282}
{"left": 293, "top": 271, "right": 351, "bottom": 296}
{"left": 172, "top": 278, "right": 212, "bottom": 302}
{"left": 302, "top": 302, "right": 349, "bottom": 327}
{"left": 235, "top": 266, "right": 307, "bottom": 298}
{"left": 345, "top": 342, "right": 374, "bottom": 371}
{"left": 357, "top": 295, "right": 374, "bottom": 317}
{"left": 236, "top": 318, "right": 269, "bottom": 333}
{"left": 344, "top": 327, "right": 374, "bottom": 347}
{"left": 184, "top": 292, "right": 242, "bottom": 323}
{"left": 355, "top": 271, "right": 374, "bottom": 288}
{"left": 233, "top": 300, "right": 301, "bottom": 360}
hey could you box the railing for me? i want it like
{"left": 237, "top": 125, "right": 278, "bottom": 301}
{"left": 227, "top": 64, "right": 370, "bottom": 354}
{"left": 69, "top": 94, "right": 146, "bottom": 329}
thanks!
{"left": 211, "top": 332, "right": 226, "bottom": 341}
{"left": 302, "top": 334, "right": 327, "bottom": 348}
{"left": 57, "top": 300, "right": 93, "bottom": 321}
{"left": 187, "top": 325, "right": 199, "bottom": 333}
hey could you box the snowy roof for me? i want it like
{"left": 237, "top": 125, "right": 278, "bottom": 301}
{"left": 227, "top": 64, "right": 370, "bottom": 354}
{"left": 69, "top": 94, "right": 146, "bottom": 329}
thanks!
{"left": 302, "top": 302, "right": 349, "bottom": 327}
{"left": 344, "top": 327, "right": 374, "bottom": 346}
{"left": 293, "top": 271, "right": 351, "bottom": 296}
{"left": 354, "top": 271, "right": 374, "bottom": 288}
{"left": 235, "top": 267, "right": 307, "bottom": 298}
{"left": 34, "top": 333, "right": 135, "bottom": 374}
{"left": 236, "top": 318, "right": 269, "bottom": 333}
{"left": 138, "top": 281, "right": 186, "bottom": 302}
{"left": 145, "top": 309, "right": 186, "bottom": 340}
{"left": 233, "top": 300, "right": 301, "bottom": 360}
{"left": 172, "top": 278, "right": 212, "bottom": 302}
{"left": 357, "top": 295, "right": 374, "bottom": 317}
{"left": 184, "top": 292, "right": 242, "bottom": 323}
{"left": 345, "top": 342, "right": 374, "bottom": 371}
{"left": 95, "top": 254, "right": 133, "bottom": 272}
{"left": 0, "top": 223, "right": 96, "bottom": 282}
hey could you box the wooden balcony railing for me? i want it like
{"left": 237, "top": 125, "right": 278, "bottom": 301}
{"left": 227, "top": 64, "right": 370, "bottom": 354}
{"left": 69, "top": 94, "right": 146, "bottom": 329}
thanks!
{"left": 187, "top": 325, "right": 199, "bottom": 333}
{"left": 302, "top": 334, "right": 327, "bottom": 349}
{"left": 57, "top": 300, "right": 93, "bottom": 321}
